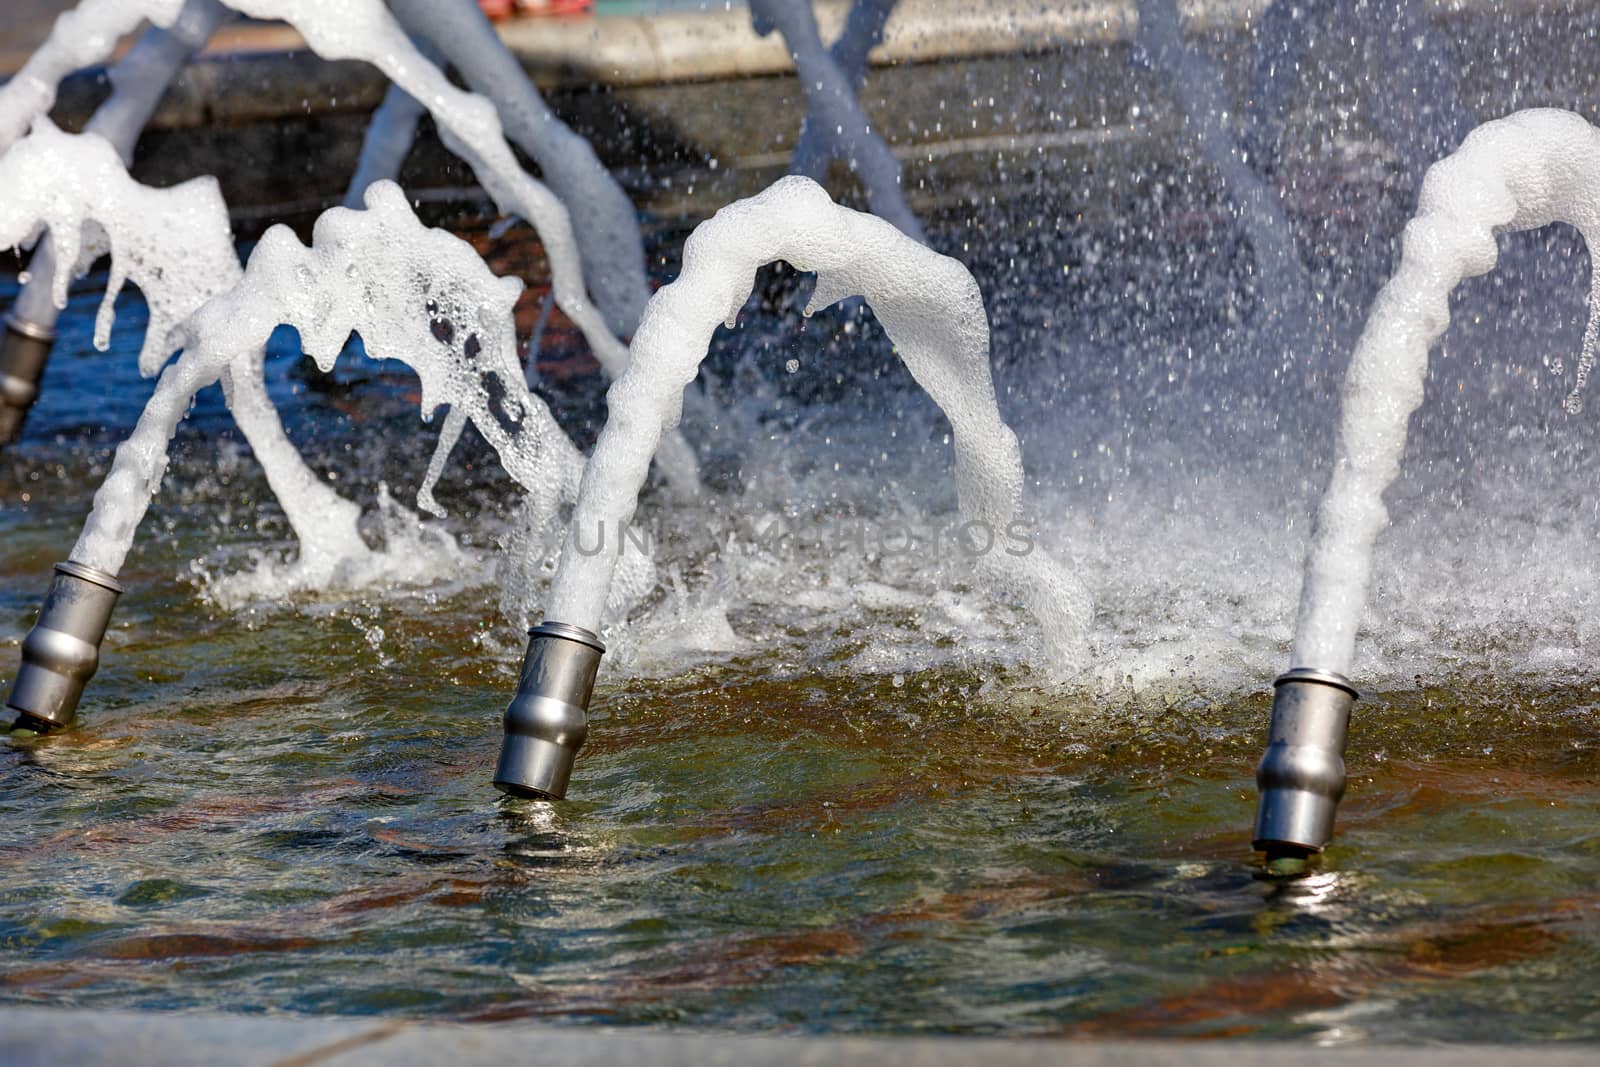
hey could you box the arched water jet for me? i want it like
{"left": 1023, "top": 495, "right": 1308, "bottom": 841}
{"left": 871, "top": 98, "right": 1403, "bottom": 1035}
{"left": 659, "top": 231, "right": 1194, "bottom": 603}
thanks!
{"left": 1253, "top": 108, "right": 1600, "bottom": 866}
{"left": 385, "top": 0, "right": 653, "bottom": 341}
{"left": 0, "top": 119, "right": 367, "bottom": 588}
{"left": 337, "top": 0, "right": 700, "bottom": 495}
{"left": 341, "top": 37, "right": 442, "bottom": 210}
{"left": 494, "top": 176, "right": 1090, "bottom": 800}
{"left": 213, "top": 0, "right": 700, "bottom": 498}
{"left": 787, "top": 0, "right": 899, "bottom": 185}
{"left": 5, "top": 182, "right": 592, "bottom": 731}
{"left": 0, "top": 0, "right": 183, "bottom": 157}
{"left": 0, "top": 0, "right": 223, "bottom": 447}
{"left": 747, "top": 0, "right": 925, "bottom": 243}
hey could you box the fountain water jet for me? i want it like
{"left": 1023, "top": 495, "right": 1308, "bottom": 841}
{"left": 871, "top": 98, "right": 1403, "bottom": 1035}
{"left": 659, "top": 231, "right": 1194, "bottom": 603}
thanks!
{"left": 0, "top": 120, "right": 377, "bottom": 728}
{"left": 748, "top": 0, "right": 924, "bottom": 243}
{"left": 212, "top": 0, "right": 700, "bottom": 498}
{"left": 1254, "top": 108, "right": 1600, "bottom": 863}
{"left": 6, "top": 181, "right": 595, "bottom": 729}
{"left": 0, "top": 0, "right": 227, "bottom": 447}
{"left": 785, "top": 0, "right": 899, "bottom": 186}
{"left": 385, "top": 0, "right": 653, "bottom": 341}
{"left": 495, "top": 175, "right": 1090, "bottom": 799}
{"left": 341, "top": 37, "right": 442, "bottom": 211}
{"left": 0, "top": 0, "right": 183, "bottom": 156}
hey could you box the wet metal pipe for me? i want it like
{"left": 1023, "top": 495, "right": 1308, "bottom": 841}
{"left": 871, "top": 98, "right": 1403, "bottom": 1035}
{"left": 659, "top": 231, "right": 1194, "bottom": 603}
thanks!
{"left": 494, "top": 621, "right": 604, "bottom": 800}
{"left": 0, "top": 313, "right": 56, "bottom": 448}
{"left": 6, "top": 561, "right": 124, "bottom": 731}
{"left": 1252, "top": 667, "right": 1359, "bottom": 862}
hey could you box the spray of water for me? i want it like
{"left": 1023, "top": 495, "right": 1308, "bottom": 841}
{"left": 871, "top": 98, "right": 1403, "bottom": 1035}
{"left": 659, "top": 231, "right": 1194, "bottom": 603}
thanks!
{"left": 1134, "top": 0, "right": 1312, "bottom": 334}
{"left": 546, "top": 176, "right": 1090, "bottom": 671}
{"left": 1292, "top": 108, "right": 1600, "bottom": 676}
{"left": 748, "top": 0, "right": 925, "bottom": 243}
{"left": 1241, "top": 0, "right": 1473, "bottom": 188}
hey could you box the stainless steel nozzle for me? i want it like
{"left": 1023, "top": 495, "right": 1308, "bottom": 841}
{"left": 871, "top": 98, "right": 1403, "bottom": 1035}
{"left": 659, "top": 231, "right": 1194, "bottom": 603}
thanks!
{"left": 494, "top": 621, "right": 604, "bottom": 800}
{"left": 1252, "top": 667, "right": 1359, "bottom": 856}
{"left": 0, "top": 312, "right": 56, "bottom": 448}
{"left": 7, "top": 561, "right": 125, "bottom": 731}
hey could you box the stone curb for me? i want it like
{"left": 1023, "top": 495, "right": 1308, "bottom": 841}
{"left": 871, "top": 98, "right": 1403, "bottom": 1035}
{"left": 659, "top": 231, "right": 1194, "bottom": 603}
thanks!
{"left": 1, "top": 1008, "right": 1598, "bottom": 1067}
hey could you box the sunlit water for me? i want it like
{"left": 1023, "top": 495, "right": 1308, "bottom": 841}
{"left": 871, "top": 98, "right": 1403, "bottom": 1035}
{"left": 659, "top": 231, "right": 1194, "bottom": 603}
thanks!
{"left": 3, "top": 176, "right": 1600, "bottom": 1041}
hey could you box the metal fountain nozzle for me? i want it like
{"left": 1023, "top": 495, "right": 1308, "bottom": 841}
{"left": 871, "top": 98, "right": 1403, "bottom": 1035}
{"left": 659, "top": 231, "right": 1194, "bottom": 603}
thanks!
{"left": 7, "top": 561, "right": 125, "bottom": 731}
{"left": 494, "top": 621, "right": 604, "bottom": 801}
{"left": 1252, "top": 667, "right": 1359, "bottom": 863}
{"left": 0, "top": 311, "right": 57, "bottom": 448}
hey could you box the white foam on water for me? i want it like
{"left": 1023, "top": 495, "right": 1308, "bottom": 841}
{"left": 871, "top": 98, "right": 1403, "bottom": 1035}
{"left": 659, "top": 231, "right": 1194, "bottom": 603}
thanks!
{"left": 748, "top": 0, "right": 925, "bottom": 242}
{"left": 197, "top": 485, "right": 482, "bottom": 610}
{"left": 0, "top": 0, "right": 184, "bottom": 157}
{"left": 546, "top": 176, "right": 1090, "bottom": 674}
{"left": 1293, "top": 108, "right": 1600, "bottom": 677}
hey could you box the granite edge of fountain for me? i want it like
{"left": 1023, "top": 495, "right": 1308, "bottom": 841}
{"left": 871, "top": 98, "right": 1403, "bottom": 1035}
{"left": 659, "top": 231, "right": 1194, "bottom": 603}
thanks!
{"left": 1, "top": 1007, "right": 1598, "bottom": 1066}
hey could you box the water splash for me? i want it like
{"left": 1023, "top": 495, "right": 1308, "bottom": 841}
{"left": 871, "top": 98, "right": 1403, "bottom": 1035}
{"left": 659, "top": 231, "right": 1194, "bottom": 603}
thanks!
{"left": 546, "top": 176, "right": 1090, "bottom": 672}
{"left": 1292, "top": 108, "right": 1600, "bottom": 676}
{"left": 748, "top": 0, "right": 925, "bottom": 243}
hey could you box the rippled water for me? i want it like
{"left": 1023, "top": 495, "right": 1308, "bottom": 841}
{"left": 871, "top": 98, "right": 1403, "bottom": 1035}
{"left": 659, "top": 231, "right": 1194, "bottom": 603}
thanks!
{"left": 3, "top": 186, "right": 1600, "bottom": 1041}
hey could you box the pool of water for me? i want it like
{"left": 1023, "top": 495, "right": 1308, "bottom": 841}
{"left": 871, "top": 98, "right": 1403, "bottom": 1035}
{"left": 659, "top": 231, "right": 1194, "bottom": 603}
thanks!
{"left": 3, "top": 182, "right": 1600, "bottom": 1042}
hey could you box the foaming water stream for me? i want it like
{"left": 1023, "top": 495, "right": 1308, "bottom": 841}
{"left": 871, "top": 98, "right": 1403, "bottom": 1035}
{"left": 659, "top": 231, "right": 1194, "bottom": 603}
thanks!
{"left": 0, "top": 121, "right": 366, "bottom": 579}
{"left": 747, "top": 0, "right": 924, "bottom": 242}
{"left": 215, "top": 0, "right": 700, "bottom": 498}
{"left": 1294, "top": 108, "right": 1600, "bottom": 677}
{"left": 6, "top": 154, "right": 1600, "bottom": 1034}
{"left": 0, "top": 0, "right": 183, "bottom": 156}
{"left": 68, "top": 181, "right": 583, "bottom": 601}
{"left": 546, "top": 177, "right": 1090, "bottom": 673}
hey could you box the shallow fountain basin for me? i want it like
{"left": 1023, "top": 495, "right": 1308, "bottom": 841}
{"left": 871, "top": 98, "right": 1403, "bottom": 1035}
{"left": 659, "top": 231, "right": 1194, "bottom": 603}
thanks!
{"left": 6, "top": 1, "right": 1600, "bottom": 1047}
{"left": 5, "top": 179, "right": 1600, "bottom": 1044}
